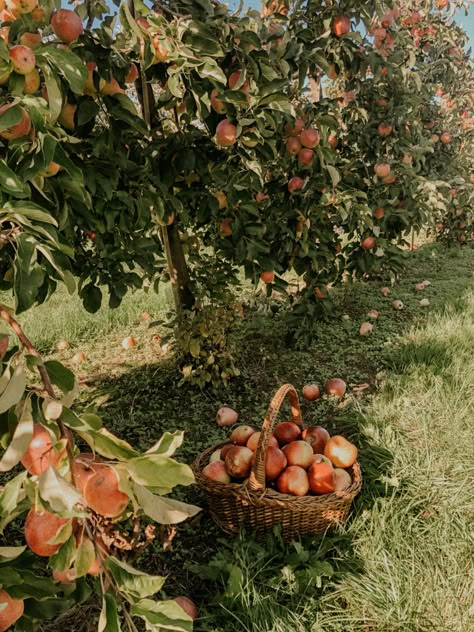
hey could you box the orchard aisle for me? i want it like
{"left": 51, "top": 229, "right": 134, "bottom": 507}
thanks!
{"left": 33, "top": 243, "right": 474, "bottom": 631}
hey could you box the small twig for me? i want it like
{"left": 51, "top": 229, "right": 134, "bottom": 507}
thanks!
{"left": 153, "top": 0, "right": 189, "bottom": 19}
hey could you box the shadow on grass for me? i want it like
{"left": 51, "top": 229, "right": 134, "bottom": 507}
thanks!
{"left": 80, "top": 244, "right": 474, "bottom": 630}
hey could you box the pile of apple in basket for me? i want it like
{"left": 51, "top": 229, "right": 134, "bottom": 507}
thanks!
{"left": 202, "top": 379, "right": 358, "bottom": 496}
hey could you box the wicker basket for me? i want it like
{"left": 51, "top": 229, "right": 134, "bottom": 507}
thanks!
{"left": 193, "top": 384, "right": 362, "bottom": 541}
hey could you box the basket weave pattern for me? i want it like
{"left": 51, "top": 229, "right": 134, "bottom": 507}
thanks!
{"left": 193, "top": 384, "right": 362, "bottom": 541}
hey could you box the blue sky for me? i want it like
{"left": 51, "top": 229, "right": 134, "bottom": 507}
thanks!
{"left": 229, "top": 1, "right": 474, "bottom": 50}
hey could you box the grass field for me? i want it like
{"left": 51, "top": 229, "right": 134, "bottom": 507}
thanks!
{"left": 3, "top": 243, "right": 474, "bottom": 631}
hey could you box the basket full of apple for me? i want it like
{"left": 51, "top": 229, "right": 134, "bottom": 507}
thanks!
{"left": 193, "top": 383, "right": 362, "bottom": 541}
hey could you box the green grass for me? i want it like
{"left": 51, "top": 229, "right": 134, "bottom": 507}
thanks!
{"left": 3, "top": 243, "right": 474, "bottom": 631}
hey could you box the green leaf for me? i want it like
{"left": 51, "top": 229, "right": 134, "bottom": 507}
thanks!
{"left": 43, "top": 360, "right": 75, "bottom": 393}
{"left": 76, "top": 427, "right": 138, "bottom": 461}
{"left": 98, "top": 592, "right": 121, "bottom": 632}
{"left": 13, "top": 234, "right": 43, "bottom": 313}
{"left": 0, "top": 364, "right": 26, "bottom": 414}
{"left": 39, "top": 47, "right": 87, "bottom": 95}
{"left": 81, "top": 283, "right": 102, "bottom": 313}
{"left": 61, "top": 407, "right": 102, "bottom": 432}
{"left": 326, "top": 165, "right": 341, "bottom": 187}
{"left": 0, "top": 472, "right": 27, "bottom": 531}
{"left": 36, "top": 245, "right": 76, "bottom": 294}
{"left": 126, "top": 455, "right": 194, "bottom": 494}
{"left": 41, "top": 65, "right": 62, "bottom": 123}
{"left": 133, "top": 484, "right": 201, "bottom": 525}
{"left": 0, "top": 160, "right": 30, "bottom": 197}
{"left": 7, "top": 201, "right": 58, "bottom": 226}
{"left": 0, "top": 397, "right": 33, "bottom": 472}
{"left": 105, "top": 557, "right": 166, "bottom": 601}
{"left": 0, "top": 104, "right": 22, "bottom": 133}
{"left": 189, "top": 338, "right": 200, "bottom": 358}
{"left": 38, "top": 466, "right": 83, "bottom": 514}
{"left": 130, "top": 599, "right": 193, "bottom": 631}
{"left": 74, "top": 535, "right": 95, "bottom": 578}
{"left": 145, "top": 431, "right": 183, "bottom": 457}
{"left": 0, "top": 546, "right": 26, "bottom": 562}
{"left": 49, "top": 531, "right": 76, "bottom": 571}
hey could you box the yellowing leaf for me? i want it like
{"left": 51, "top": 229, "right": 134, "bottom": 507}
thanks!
{"left": 133, "top": 484, "right": 201, "bottom": 525}
{"left": 0, "top": 398, "right": 33, "bottom": 472}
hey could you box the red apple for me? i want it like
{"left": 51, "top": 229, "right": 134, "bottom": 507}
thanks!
{"left": 308, "top": 462, "right": 335, "bottom": 494}
{"left": 246, "top": 431, "right": 278, "bottom": 452}
{"left": 277, "top": 465, "right": 309, "bottom": 496}
{"left": 361, "top": 236, "right": 376, "bottom": 250}
{"left": 302, "top": 384, "right": 320, "bottom": 401}
{"left": 216, "top": 406, "right": 238, "bottom": 427}
{"left": 300, "top": 128, "right": 320, "bottom": 148}
{"left": 334, "top": 468, "right": 352, "bottom": 491}
{"left": 202, "top": 460, "right": 231, "bottom": 484}
{"left": 301, "top": 426, "right": 330, "bottom": 454}
{"left": 325, "top": 378, "right": 347, "bottom": 397}
{"left": 288, "top": 176, "right": 304, "bottom": 193}
{"left": 324, "top": 435, "right": 358, "bottom": 468}
{"left": 230, "top": 425, "right": 255, "bottom": 445}
{"left": 225, "top": 446, "right": 253, "bottom": 478}
{"left": 282, "top": 440, "right": 314, "bottom": 469}
{"left": 332, "top": 15, "right": 351, "bottom": 37}
{"left": 273, "top": 421, "right": 301, "bottom": 446}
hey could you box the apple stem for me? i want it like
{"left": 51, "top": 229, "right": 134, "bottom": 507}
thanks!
{"left": 0, "top": 306, "right": 77, "bottom": 484}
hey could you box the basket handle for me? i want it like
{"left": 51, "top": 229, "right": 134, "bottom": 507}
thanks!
{"left": 247, "top": 383, "right": 303, "bottom": 492}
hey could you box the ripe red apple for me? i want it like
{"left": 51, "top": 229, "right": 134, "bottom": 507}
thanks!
{"left": 440, "top": 132, "right": 451, "bottom": 144}
{"left": 377, "top": 122, "right": 392, "bottom": 137}
{"left": 59, "top": 102, "right": 76, "bottom": 130}
{"left": 230, "top": 425, "right": 255, "bottom": 445}
{"left": 228, "top": 70, "right": 250, "bottom": 94}
{"left": 302, "top": 384, "right": 320, "bottom": 401}
{"left": 83, "top": 466, "right": 129, "bottom": 517}
{"left": 0, "top": 590, "right": 24, "bottom": 631}
{"left": 361, "top": 236, "right": 376, "bottom": 250}
{"left": 334, "top": 468, "right": 352, "bottom": 491}
{"left": 260, "top": 270, "right": 274, "bottom": 284}
{"left": 263, "top": 446, "right": 287, "bottom": 480}
{"left": 9, "top": 45, "right": 35, "bottom": 75}
{"left": 286, "top": 136, "right": 301, "bottom": 156}
{"left": 174, "top": 596, "right": 198, "bottom": 620}
{"left": 72, "top": 453, "right": 104, "bottom": 494}
{"left": 216, "top": 406, "right": 238, "bottom": 427}
{"left": 285, "top": 118, "right": 304, "bottom": 137}
{"left": 325, "top": 378, "right": 347, "bottom": 397}
{"left": 374, "top": 207, "right": 385, "bottom": 220}
{"left": 202, "top": 460, "right": 231, "bottom": 483}
{"left": 31, "top": 6, "right": 43, "bottom": 20}
{"left": 328, "top": 134, "right": 338, "bottom": 148}
{"left": 374, "top": 163, "right": 390, "bottom": 178}
{"left": 51, "top": 9, "right": 84, "bottom": 44}
{"left": 19, "top": 32, "right": 41, "bottom": 48}
{"left": 125, "top": 62, "right": 139, "bottom": 84}
{"left": 288, "top": 176, "right": 304, "bottom": 193}
{"left": 273, "top": 421, "right": 301, "bottom": 446}
{"left": 72, "top": 351, "right": 86, "bottom": 364}
{"left": 121, "top": 336, "right": 136, "bottom": 350}
{"left": 210, "top": 88, "right": 226, "bottom": 114}
{"left": 246, "top": 431, "right": 278, "bottom": 452}
{"left": 300, "top": 128, "right": 320, "bottom": 148}
{"left": 214, "top": 190, "right": 227, "bottom": 209}
{"left": 20, "top": 423, "right": 66, "bottom": 475}
{"left": 383, "top": 174, "right": 396, "bottom": 184}
{"left": 298, "top": 148, "right": 314, "bottom": 165}
{"left": 301, "top": 426, "right": 330, "bottom": 453}
{"left": 324, "top": 435, "right": 358, "bottom": 468}
{"left": 277, "top": 465, "right": 309, "bottom": 496}
{"left": 219, "top": 218, "right": 233, "bottom": 237}
{"left": 368, "top": 309, "right": 379, "bottom": 319}
{"left": 359, "top": 321, "right": 373, "bottom": 336}
{"left": 392, "top": 300, "right": 403, "bottom": 310}
{"left": 381, "top": 286, "right": 390, "bottom": 296}
{"left": 311, "top": 453, "right": 333, "bottom": 467}
{"left": 308, "top": 462, "right": 335, "bottom": 494}
{"left": 225, "top": 446, "right": 253, "bottom": 478}
{"left": 25, "top": 508, "right": 70, "bottom": 556}
{"left": 216, "top": 119, "right": 237, "bottom": 147}
{"left": 282, "top": 440, "right": 314, "bottom": 469}
{"left": 332, "top": 15, "right": 351, "bottom": 37}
